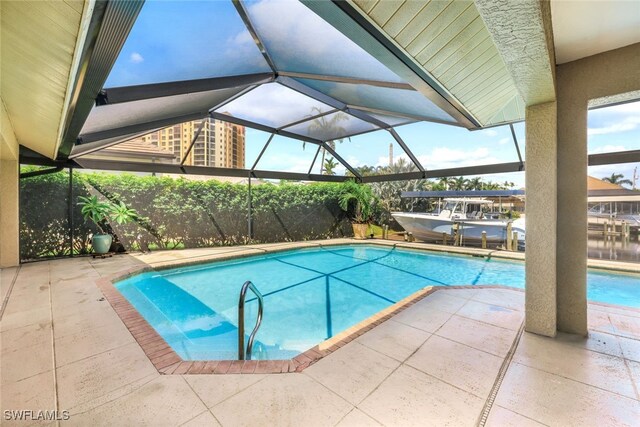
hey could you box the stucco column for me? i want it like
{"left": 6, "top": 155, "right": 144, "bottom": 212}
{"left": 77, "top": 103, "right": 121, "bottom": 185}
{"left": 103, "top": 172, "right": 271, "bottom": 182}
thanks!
{"left": 524, "top": 101, "right": 558, "bottom": 337}
{"left": 556, "top": 70, "right": 588, "bottom": 336}
{"left": 0, "top": 159, "right": 20, "bottom": 267}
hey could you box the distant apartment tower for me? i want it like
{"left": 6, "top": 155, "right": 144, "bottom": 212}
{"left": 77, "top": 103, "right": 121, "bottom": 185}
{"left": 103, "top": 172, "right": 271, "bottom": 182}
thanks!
{"left": 141, "top": 117, "right": 245, "bottom": 168}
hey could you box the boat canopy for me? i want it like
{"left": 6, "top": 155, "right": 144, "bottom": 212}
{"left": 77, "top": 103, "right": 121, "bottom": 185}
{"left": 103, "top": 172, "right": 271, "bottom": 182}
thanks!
{"left": 402, "top": 190, "right": 524, "bottom": 198}
{"left": 587, "top": 195, "right": 640, "bottom": 203}
{"left": 443, "top": 198, "right": 494, "bottom": 204}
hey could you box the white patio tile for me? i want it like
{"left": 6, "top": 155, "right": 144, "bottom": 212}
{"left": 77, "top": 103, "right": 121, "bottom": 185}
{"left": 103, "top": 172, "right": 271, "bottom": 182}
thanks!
{"left": 495, "top": 362, "right": 640, "bottom": 426}
{"left": 211, "top": 373, "right": 352, "bottom": 427}
{"left": 180, "top": 410, "right": 221, "bottom": 427}
{"left": 485, "top": 405, "right": 547, "bottom": 427}
{"left": 358, "top": 365, "right": 485, "bottom": 426}
{"left": 336, "top": 408, "right": 381, "bottom": 426}
{"left": 185, "top": 374, "right": 267, "bottom": 408}
{"left": 66, "top": 376, "right": 206, "bottom": 427}
{"left": 456, "top": 299, "right": 524, "bottom": 330}
{"left": 391, "top": 304, "right": 453, "bottom": 333}
{"left": 436, "top": 314, "right": 518, "bottom": 357}
{"left": 406, "top": 334, "right": 503, "bottom": 399}
{"left": 304, "top": 341, "right": 400, "bottom": 405}
{"left": 56, "top": 342, "right": 157, "bottom": 409}
{"left": 355, "top": 319, "right": 431, "bottom": 362}
{"left": 514, "top": 332, "right": 637, "bottom": 399}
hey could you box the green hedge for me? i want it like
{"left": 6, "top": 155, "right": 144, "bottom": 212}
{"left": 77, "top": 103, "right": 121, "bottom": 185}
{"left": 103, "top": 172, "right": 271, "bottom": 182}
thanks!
{"left": 20, "top": 168, "right": 98, "bottom": 260}
{"left": 19, "top": 169, "right": 352, "bottom": 260}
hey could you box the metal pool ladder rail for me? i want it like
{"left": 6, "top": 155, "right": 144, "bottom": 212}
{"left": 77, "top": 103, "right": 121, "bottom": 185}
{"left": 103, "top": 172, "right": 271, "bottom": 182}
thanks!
{"left": 238, "top": 281, "right": 264, "bottom": 360}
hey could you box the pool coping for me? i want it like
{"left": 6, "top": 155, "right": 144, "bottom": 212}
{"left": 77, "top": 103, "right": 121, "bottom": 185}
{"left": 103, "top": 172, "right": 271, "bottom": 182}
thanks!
{"left": 94, "top": 239, "right": 640, "bottom": 375}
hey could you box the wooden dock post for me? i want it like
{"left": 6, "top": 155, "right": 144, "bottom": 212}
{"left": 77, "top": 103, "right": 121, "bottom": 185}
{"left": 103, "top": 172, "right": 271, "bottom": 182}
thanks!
{"left": 512, "top": 231, "right": 518, "bottom": 251}
{"left": 442, "top": 232, "right": 448, "bottom": 246}
{"left": 505, "top": 222, "right": 513, "bottom": 251}
{"left": 481, "top": 231, "right": 487, "bottom": 249}
{"left": 622, "top": 221, "right": 630, "bottom": 239}
{"left": 452, "top": 223, "right": 459, "bottom": 246}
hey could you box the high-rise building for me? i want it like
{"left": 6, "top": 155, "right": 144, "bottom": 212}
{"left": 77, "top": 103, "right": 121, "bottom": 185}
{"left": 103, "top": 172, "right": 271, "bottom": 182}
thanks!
{"left": 140, "top": 117, "right": 245, "bottom": 168}
{"left": 214, "top": 119, "right": 245, "bottom": 169}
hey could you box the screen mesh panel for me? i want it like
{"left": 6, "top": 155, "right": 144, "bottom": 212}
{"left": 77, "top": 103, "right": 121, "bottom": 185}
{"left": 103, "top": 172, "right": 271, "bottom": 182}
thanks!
{"left": 296, "top": 78, "right": 455, "bottom": 124}
{"left": 217, "top": 83, "right": 334, "bottom": 129}
{"left": 283, "top": 111, "right": 378, "bottom": 142}
{"left": 243, "top": 0, "right": 403, "bottom": 83}
{"left": 105, "top": 0, "right": 270, "bottom": 87}
{"left": 79, "top": 86, "right": 248, "bottom": 143}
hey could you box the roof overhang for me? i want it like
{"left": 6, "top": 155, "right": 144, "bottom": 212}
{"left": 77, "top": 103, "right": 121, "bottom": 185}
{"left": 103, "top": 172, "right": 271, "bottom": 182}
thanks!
{"left": 1, "top": 1, "right": 91, "bottom": 159}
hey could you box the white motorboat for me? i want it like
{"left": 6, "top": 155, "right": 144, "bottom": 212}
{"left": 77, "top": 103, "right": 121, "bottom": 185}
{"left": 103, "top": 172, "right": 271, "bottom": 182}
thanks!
{"left": 392, "top": 198, "right": 525, "bottom": 245}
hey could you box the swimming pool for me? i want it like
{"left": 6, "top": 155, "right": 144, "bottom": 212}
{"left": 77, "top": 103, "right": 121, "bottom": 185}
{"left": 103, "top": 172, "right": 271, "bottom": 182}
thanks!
{"left": 115, "top": 244, "right": 640, "bottom": 361}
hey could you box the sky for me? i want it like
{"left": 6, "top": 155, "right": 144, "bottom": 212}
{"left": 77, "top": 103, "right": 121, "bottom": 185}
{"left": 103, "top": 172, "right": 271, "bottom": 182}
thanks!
{"left": 104, "top": 0, "right": 640, "bottom": 188}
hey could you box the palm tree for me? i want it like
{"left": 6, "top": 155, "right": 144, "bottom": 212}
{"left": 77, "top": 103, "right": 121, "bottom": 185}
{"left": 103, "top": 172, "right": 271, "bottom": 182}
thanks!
{"left": 323, "top": 158, "right": 338, "bottom": 175}
{"left": 391, "top": 157, "right": 412, "bottom": 172}
{"left": 602, "top": 173, "right": 633, "bottom": 187}
{"left": 304, "top": 108, "right": 350, "bottom": 174}
{"left": 451, "top": 176, "right": 469, "bottom": 191}
{"left": 367, "top": 158, "right": 429, "bottom": 221}
{"left": 437, "top": 177, "right": 455, "bottom": 190}
{"left": 467, "top": 177, "right": 483, "bottom": 190}
{"left": 351, "top": 165, "right": 375, "bottom": 177}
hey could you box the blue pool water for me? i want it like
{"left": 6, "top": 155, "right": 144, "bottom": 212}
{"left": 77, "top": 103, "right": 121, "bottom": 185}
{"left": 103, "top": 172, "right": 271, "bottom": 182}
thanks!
{"left": 115, "top": 245, "right": 640, "bottom": 360}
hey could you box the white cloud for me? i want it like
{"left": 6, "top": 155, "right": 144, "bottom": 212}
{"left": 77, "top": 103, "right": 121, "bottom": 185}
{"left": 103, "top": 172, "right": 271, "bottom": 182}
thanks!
{"left": 498, "top": 137, "right": 510, "bottom": 145}
{"left": 588, "top": 116, "right": 640, "bottom": 135}
{"left": 481, "top": 172, "right": 525, "bottom": 188}
{"left": 416, "top": 147, "right": 500, "bottom": 170}
{"left": 373, "top": 147, "right": 501, "bottom": 171}
{"left": 589, "top": 144, "right": 627, "bottom": 154}
{"left": 376, "top": 154, "right": 417, "bottom": 168}
{"left": 588, "top": 163, "right": 638, "bottom": 187}
{"left": 481, "top": 129, "right": 498, "bottom": 137}
{"left": 230, "top": 30, "right": 253, "bottom": 46}
{"left": 599, "top": 101, "right": 640, "bottom": 115}
{"left": 376, "top": 155, "right": 394, "bottom": 167}
{"left": 245, "top": 0, "right": 398, "bottom": 81}
{"left": 129, "top": 52, "right": 144, "bottom": 63}
{"left": 588, "top": 100, "right": 640, "bottom": 136}
{"left": 222, "top": 84, "right": 329, "bottom": 128}
{"left": 262, "top": 152, "right": 313, "bottom": 173}
{"left": 224, "top": 30, "right": 267, "bottom": 69}
{"left": 345, "top": 156, "right": 361, "bottom": 168}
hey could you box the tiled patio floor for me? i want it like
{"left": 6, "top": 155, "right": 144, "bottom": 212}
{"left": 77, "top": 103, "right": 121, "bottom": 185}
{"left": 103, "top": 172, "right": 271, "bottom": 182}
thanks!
{"left": 2, "top": 241, "right": 640, "bottom": 426}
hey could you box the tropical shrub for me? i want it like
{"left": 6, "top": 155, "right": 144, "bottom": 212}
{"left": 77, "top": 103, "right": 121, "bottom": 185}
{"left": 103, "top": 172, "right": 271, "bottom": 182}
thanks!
{"left": 338, "top": 180, "right": 376, "bottom": 223}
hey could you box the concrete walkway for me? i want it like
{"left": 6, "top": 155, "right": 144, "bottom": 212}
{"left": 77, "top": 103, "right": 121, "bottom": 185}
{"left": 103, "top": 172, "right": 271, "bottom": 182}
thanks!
{"left": 1, "top": 242, "right": 640, "bottom": 426}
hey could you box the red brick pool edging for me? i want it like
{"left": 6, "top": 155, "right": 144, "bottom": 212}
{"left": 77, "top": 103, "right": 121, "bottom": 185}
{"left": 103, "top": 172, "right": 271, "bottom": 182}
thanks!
{"left": 96, "top": 268, "right": 499, "bottom": 374}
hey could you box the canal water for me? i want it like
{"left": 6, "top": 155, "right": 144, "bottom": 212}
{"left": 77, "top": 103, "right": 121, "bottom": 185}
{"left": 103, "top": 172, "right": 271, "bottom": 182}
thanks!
{"left": 406, "top": 233, "right": 640, "bottom": 263}
{"left": 588, "top": 235, "right": 640, "bottom": 263}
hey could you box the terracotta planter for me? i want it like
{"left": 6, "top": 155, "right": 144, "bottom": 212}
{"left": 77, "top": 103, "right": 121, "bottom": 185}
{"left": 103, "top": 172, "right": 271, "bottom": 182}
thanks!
{"left": 92, "top": 234, "right": 113, "bottom": 254}
{"left": 351, "top": 223, "right": 369, "bottom": 240}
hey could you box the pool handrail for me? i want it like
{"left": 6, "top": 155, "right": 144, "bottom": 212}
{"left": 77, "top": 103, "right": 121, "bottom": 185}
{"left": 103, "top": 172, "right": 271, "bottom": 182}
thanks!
{"left": 238, "top": 280, "right": 264, "bottom": 360}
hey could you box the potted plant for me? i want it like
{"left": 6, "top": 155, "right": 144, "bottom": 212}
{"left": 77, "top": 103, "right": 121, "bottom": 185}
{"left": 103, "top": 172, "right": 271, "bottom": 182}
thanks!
{"left": 338, "top": 180, "right": 375, "bottom": 239}
{"left": 78, "top": 195, "right": 138, "bottom": 254}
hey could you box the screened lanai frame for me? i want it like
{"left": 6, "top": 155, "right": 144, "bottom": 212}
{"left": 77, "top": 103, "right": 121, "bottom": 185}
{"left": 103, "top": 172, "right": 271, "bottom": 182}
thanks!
{"left": 37, "top": 0, "right": 640, "bottom": 183}
{"left": 65, "top": 0, "right": 463, "bottom": 180}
